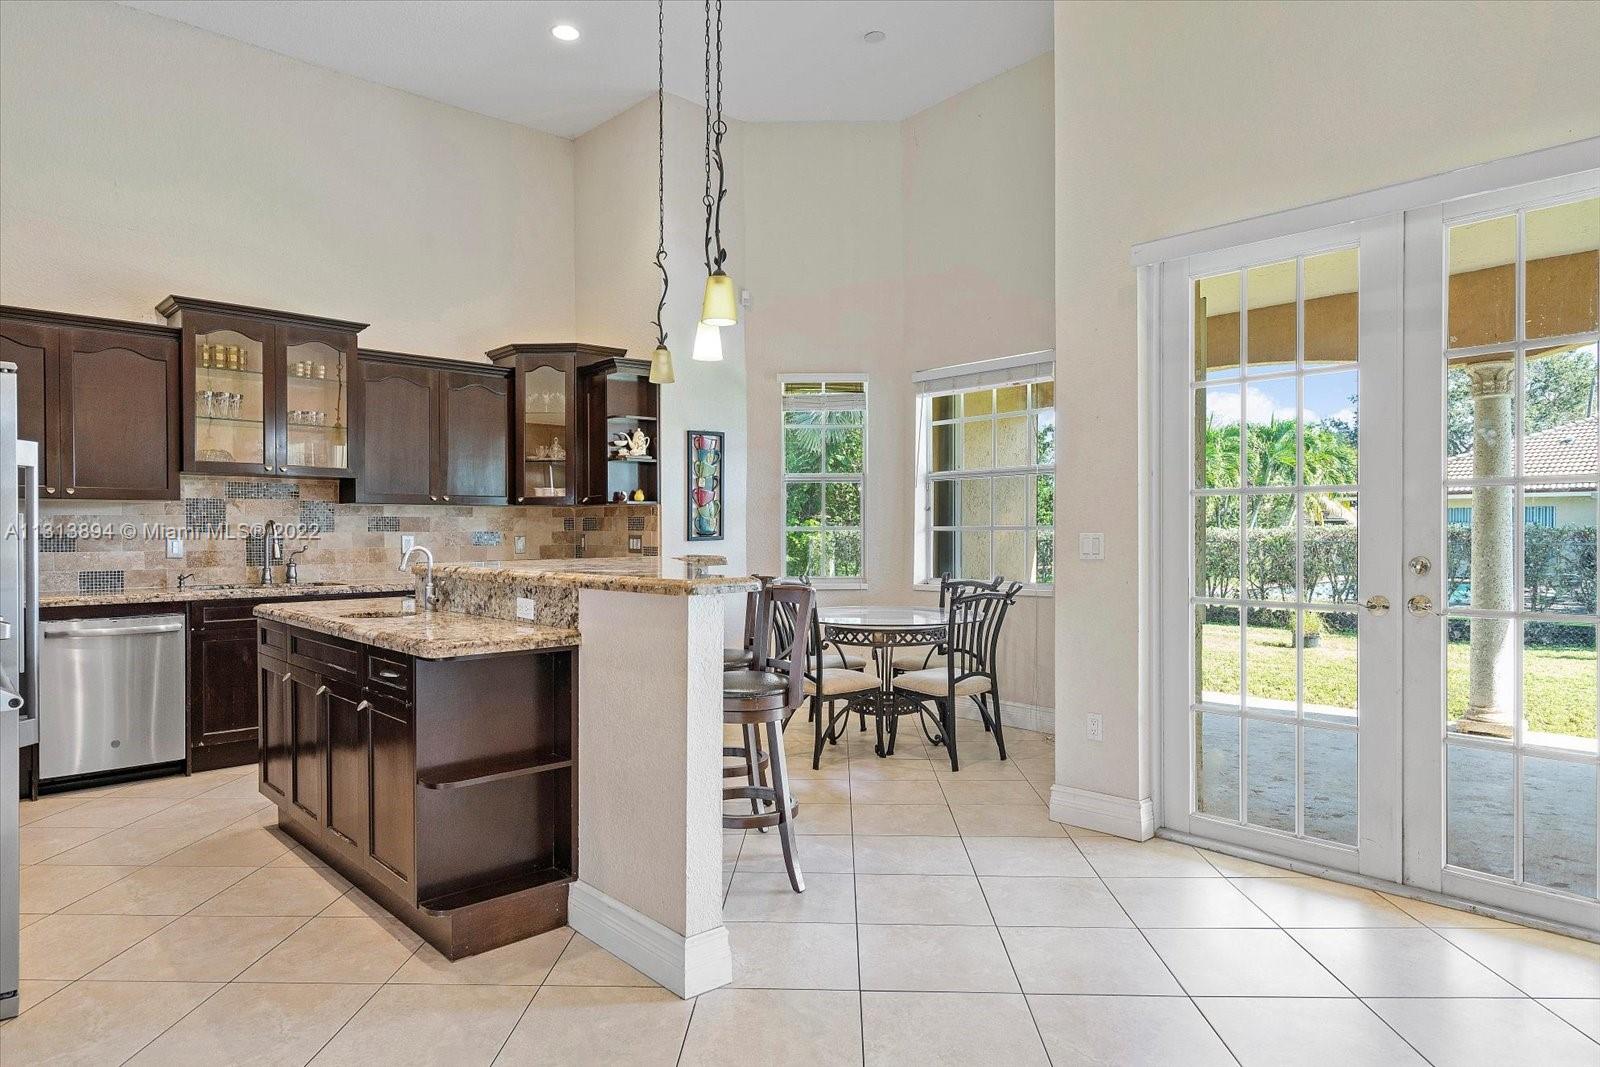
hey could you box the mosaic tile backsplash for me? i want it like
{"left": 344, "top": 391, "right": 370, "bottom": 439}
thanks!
{"left": 38, "top": 476, "right": 660, "bottom": 597}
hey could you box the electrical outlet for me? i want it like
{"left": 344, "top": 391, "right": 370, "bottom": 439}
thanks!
{"left": 514, "top": 535, "right": 527, "bottom": 554}
{"left": 165, "top": 537, "right": 184, "bottom": 559}
{"left": 1086, "top": 713, "right": 1103, "bottom": 742}
{"left": 401, "top": 534, "right": 416, "bottom": 554}
{"left": 515, "top": 596, "right": 537, "bottom": 621}
{"left": 629, "top": 535, "right": 642, "bottom": 551}
{"left": 1079, "top": 533, "right": 1105, "bottom": 561}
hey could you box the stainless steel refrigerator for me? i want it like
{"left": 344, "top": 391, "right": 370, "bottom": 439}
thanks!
{"left": 1, "top": 362, "right": 40, "bottom": 1022}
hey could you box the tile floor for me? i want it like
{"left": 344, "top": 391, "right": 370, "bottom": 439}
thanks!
{"left": 4, "top": 719, "right": 1598, "bottom": 1065}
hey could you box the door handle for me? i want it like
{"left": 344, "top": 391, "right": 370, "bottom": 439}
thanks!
{"left": 1407, "top": 594, "right": 1441, "bottom": 617}
{"left": 1363, "top": 595, "right": 1391, "bottom": 616}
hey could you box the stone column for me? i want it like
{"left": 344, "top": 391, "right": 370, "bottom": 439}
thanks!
{"left": 1461, "top": 359, "right": 1515, "bottom": 738}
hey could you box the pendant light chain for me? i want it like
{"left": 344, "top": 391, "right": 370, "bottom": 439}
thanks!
{"left": 702, "top": 0, "right": 713, "bottom": 275}
{"left": 709, "top": 0, "right": 728, "bottom": 273}
{"left": 651, "top": 0, "right": 668, "bottom": 351}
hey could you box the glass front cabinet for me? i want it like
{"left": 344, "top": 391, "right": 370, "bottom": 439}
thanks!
{"left": 158, "top": 296, "right": 365, "bottom": 478}
{"left": 491, "top": 343, "right": 591, "bottom": 505}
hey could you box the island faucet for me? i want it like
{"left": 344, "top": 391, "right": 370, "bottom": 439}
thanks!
{"left": 399, "top": 544, "right": 435, "bottom": 609}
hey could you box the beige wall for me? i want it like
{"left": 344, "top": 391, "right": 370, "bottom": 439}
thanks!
{"left": 1054, "top": 1, "right": 1600, "bottom": 809}
{"left": 743, "top": 56, "right": 1056, "bottom": 713}
{"left": 0, "top": 0, "right": 575, "bottom": 357}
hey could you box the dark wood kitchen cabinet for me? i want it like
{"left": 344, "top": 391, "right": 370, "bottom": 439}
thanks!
{"left": 158, "top": 296, "right": 366, "bottom": 480}
{"left": 579, "top": 355, "right": 659, "bottom": 504}
{"left": 345, "top": 350, "right": 509, "bottom": 505}
{"left": 0, "top": 306, "right": 181, "bottom": 500}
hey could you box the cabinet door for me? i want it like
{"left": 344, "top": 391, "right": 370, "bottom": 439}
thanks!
{"left": 324, "top": 683, "right": 370, "bottom": 857}
{"left": 258, "top": 655, "right": 292, "bottom": 803}
{"left": 190, "top": 618, "right": 259, "bottom": 750}
{"left": 368, "top": 701, "right": 414, "bottom": 887}
{"left": 515, "top": 358, "right": 576, "bottom": 505}
{"left": 59, "top": 327, "right": 179, "bottom": 499}
{"left": 184, "top": 311, "right": 277, "bottom": 475}
{"left": 355, "top": 360, "right": 436, "bottom": 503}
{"left": 0, "top": 317, "right": 57, "bottom": 495}
{"left": 288, "top": 665, "right": 325, "bottom": 822}
{"left": 437, "top": 370, "right": 510, "bottom": 504}
{"left": 280, "top": 323, "right": 358, "bottom": 479}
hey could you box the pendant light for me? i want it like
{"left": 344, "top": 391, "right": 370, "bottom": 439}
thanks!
{"left": 647, "top": 0, "right": 674, "bottom": 384}
{"left": 699, "top": 0, "right": 737, "bottom": 329}
{"left": 691, "top": 320, "right": 723, "bottom": 363}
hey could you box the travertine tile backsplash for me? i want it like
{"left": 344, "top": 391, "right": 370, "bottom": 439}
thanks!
{"left": 39, "top": 476, "right": 660, "bottom": 596}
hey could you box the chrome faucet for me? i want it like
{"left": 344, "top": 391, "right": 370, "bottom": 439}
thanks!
{"left": 260, "top": 521, "right": 285, "bottom": 586}
{"left": 399, "top": 544, "right": 435, "bottom": 609}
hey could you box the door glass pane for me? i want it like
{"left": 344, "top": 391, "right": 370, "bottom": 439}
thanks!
{"left": 1303, "top": 369, "right": 1358, "bottom": 485}
{"left": 1195, "top": 712, "right": 1241, "bottom": 820}
{"left": 1197, "top": 496, "right": 1240, "bottom": 598}
{"left": 1245, "top": 494, "right": 1296, "bottom": 602}
{"left": 1197, "top": 605, "right": 1241, "bottom": 708}
{"left": 283, "top": 340, "right": 348, "bottom": 469}
{"left": 1246, "top": 717, "right": 1297, "bottom": 832}
{"left": 1303, "top": 492, "right": 1358, "bottom": 604}
{"left": 1194, "top": 272, "right": 1241, "bottom": 379}
{"left": 1524, "top": 487, "right": 1595, "bottom": 616}
{"left": 1523, "top": 622, "right": 1596, "bottom": 753}
{"left": 1198, "top": 385, "right": 1241, "bottom": 488}
{"left": 1448, "top": 213, "right": 1516, "bottom": 348}
{"left": 1446, "top": 743, "right": 1514, "bottom": 878}
{"left": 1304, "top": 248, "right": 1359, "bottom": 367}
{"left": 1246, "top": 259, "right": 1297, "bottom": 373}
{"left": 1447, "top": 355, "right": 1518, "bottom": 477}
{"left": 1303, "top": 727, "right": 1357, "bottom": 845}
{"left": 194, "top": 329, "right": 266, "bottom": 465}
{"left": 524, "top": 364, "right": 568, "bottom": 499}
{"left": 1245, "top": 607, "right": 1295, "bottom": 715}
{"left": 1245, "top": 377, "right": 1298, "bottom": 486}
{"left": 1521, "top": 756, "right": 1597, "bottom": 899}
{"left": 1525, "top": 196, "right": 1599, "bottom": 340}
{"left": 1302, "top": 610, "right": 1358, "bottom": 724}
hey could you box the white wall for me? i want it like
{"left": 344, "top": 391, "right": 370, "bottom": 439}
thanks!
{"left": 1053, "top": 0, "right": 1600, "bottom": 818}
{"left": 0, "top": 0, "right": 575, "bottom": 357}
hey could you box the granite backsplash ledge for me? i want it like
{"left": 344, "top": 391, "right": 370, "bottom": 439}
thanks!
{"left": 39, "top": 476, "right": 660, "bottom": 597}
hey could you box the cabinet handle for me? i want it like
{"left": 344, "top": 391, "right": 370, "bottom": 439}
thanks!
{"left": 282, "top": 670, "right": 293, "bottom": 683}
{"left": 279, "top": 466, "right": 289, "bottom": 473}
{"left": 315, "top": 685, "right": 329, "bottom": 697}
{"left": 429, "top": 495, "right": 438, "bottom": 502}
{"left": 376, "top": 668, "right": 401, "bottom": 680}
{"left": 65, "top": 488, "right": 75, "bottom": 495}
{"left": 442, "top": 496, "right": 450, "bottom": 502}
{"left": 517, "top": 496, "right": 525, "bottom": 503}
{"left": 44, "top": 487, "right": 55, "bottom": 494}
{"left": 356, "top": 700, "right": 373, "bottom": 712}
{"left": 265, "top": 466, "right": 273, "bottom": 473}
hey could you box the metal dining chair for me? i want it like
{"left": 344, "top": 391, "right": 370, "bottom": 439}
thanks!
{"left": 800, "top": 606, "right": 880, "bottom": 769}
{"left": 891, "top": 586, "right": 1018, "bottom": 770}
{"left": 890, "top": 574, "right": 1004, "bottom": 674}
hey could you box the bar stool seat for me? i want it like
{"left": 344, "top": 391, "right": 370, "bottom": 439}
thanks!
{"left": 723, "top": 647, "right": 754, "bottom": 670}
{"left": 723, "top": 669, "right": 788, "bottom": 696}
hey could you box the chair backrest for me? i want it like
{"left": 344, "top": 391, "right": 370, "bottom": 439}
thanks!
{"left": 943, "top": 589, "right": 1016, "bottom": 681}
{"left": 938, "top": 573, "right": 1004, "bottom": 609}
{"left": 756, "top": 582, "right": 815, "bottom": 708}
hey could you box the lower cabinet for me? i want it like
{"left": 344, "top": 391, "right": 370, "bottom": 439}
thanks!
{"left": 323, "top": 681, "right": 370, "bottom": 861}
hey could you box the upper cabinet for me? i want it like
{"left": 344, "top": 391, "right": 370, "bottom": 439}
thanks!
{"left": 345, "top": 351, "right": 509, "bottom": 506}
{"left": 0, "top": 307, "right": 180, "bottom": 500}
{"left": 579, "top": 354, "right": 658, "bottom": 505}
{"left": 157, "top": 296, "right": 365, "bottom": 479}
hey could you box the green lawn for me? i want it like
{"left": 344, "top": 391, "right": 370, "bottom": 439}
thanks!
{"left": 1199, "top": 623, "right": 1595, "bottom": 739}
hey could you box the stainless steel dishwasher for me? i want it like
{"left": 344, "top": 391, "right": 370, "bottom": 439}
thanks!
{"left": 40, "top": 614, "right": 187, "bottom": 780}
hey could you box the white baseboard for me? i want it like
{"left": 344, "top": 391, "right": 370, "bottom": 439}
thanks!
{"left": 567, "top": 880, "right": 731, "bottom": 999}
{"left": 1050, "top": 784, "right": 1154, "bottom": 841}
{"left": 951, "top": 698, "right": 1054, "bottom": 736}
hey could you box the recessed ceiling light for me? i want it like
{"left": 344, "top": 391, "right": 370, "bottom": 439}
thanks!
{"left": 863, "top": 30, "right": 886, "bottom": 44}
{"left": 551, "top": 24, "right": 581, "bottom": 42}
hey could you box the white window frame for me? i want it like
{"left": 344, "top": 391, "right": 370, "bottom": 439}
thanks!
{"left": 779, "top": 374, "right": 869, "bottom": 588}
{"left": 913, "top": 355, "right": 1056, "bottom": 593}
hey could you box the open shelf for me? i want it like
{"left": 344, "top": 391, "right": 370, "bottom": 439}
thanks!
{"left": 418, "top": 751, "right": 572, "bottom": 791}
{"left": 607, "top": 456, "right": 656, "bottom": 463}
{"left": 419, "top": 864, "right": 573, "bottom": 916}
{"left": 607, "top": 414, "right": 657, "bottom": 422}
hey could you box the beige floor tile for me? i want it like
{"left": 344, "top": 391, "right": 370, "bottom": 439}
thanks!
{"left": 795, "top": 802, "right": 852, "bottom": 835}
{"left": 857, "top": 924, "right": 1019, "bottom": 993}
{"left": 40, "top": 824, "right": 213, "bottom": 866}
{"left": 18, "top": 826, "right": 108, "bottom": 864}
{"left": 19, "top": 912, "right": 46, "bottom": 929}
{"left": 1199, "top": 997, "right": 1427, "bottom": 1066}
{"left": 850, "top": 803, "right": 957, "bottom": 837}
{"left": 1028, "top": 994, "right": 1236, "bottom": 1067}
{"left": 679, "top": 988, "right": 863, "bottom": 1066}
{"left": 849, "top": 758, "right": 936, "bottom": 782}
{"left": 10, "top": 979, "right": 70, "bottom": 1017}
{"left": 1075, "top": 837, "right": 1219, "bottom": 877}
{"left": 19, "top": 912, "right": 172, "bottom": 979}
{"left": 785, "top": 752, "right": 851, "bottom": 780}
{"left": 239, "top": 916, "right": 420, "bottom": 983}
{"left": 1379, "top": 893, "right": 1514, "bottom": 928}
{"left": 1012, "top": 755, "right": 1054, "bottom": 780}
{"left": 850, "top": 780, "right": 944, "bottom": 805}
{"left": 962, "top": 836, "right": 1092, "bottom": 877}
{"left": 1538, "top": 998, "right": 1600, "bottom": 1042}
{"left": 112, "top": 773, "right": 235, "bottom": 800}
{"left": 862, "top": 991, "right": 1048, "bottom": 1066}
{"left": 853, "top": 835, "right": 973, "bottom": 875}
{"left": 17, "top": 795, "right": 90, "bottom": 825}
{"left": 195, "top": 772, "right": 272, "bottom": 800}
{"left": 316, "top": 887, "right": 423, "bottom": 948}
{"left": 1232, "top": 877, "right": 1420, "bottom": 928}
{"left": 1103, "top": 876, "right": 1275, "bottom": 928}
{"left": 19, "top": 864, "right": 138, "bottom": 913}
{"left": 28, "top": 796, "right": 179, "bottom": 829}
{"left": 999, "top": 927, "right": 1181, "bottom": 994}
{"left": 737, "top": 831, "right": 854, "bottom": 873}
{"left": 310, "top": 983, "right": 534, "bottom": 1066}
{"left": 728, "top": 921, "right": 859, "bottom": 989}
{"left": 1195, "top": 847, "right": 1300, "bottom": 877}
{"left": 155, "top": 823, "right": 293, "bottom": 866}
{"left": 63, "top": 864, "right": 255, "bottom": 915}
{"left": 1367, "top": 997, "right": 1598, "bottom": 1067}
{"left": 266, "top": 843, "right": 335, "bottom": 869}
{"left": 932, "top": 758, "right": 1026, "bottom": 781}
{"left": 90, "top": 914, "right": 308, "bottom": 981}
{"left": 996, "top": 739, "right": 1053, "bottom": 760}
{"left": 126, "top": 982, "right": 377, "bottom": 1067}
{"left": 191, "top": 865, "right": 351, "bottom": 915}
{"left": 390, "top": 926, "right": 571, "bottom": 985}
{"left": 1435, "top": 927, "right": 1600, "bottom": 998}
{"left": 0, "top": 980, "right": 219, "bottom": 1067}
{"left": 1144, "top": 928, "right": 1351, "bottom": 997}
{"left": 937, "top": 779, "right": 1043, "bottom": 806}
{"left": 980, "top": 875, "right": 1131, "bottom": 927}
{"left": 788, "top": 776, "right": 851, "bottom": 804}
{"left": 544, "top": 933, "right": 659, "bottom": 987}
{"left": 856, "top": 873, "right": 992, "bottom": 926}
{"left": 129, "top": 797, "right": 271, "bottom": 834}
{"left": 499, "top": 985, "right": 695, "bottom": 1065}
{"left": 723, "top": 871, "right": 856, "bottom": 923}
{"left": 1291, "top": 928, "right": 1523, "bottom": 997}
{"left": 949, "top": 803, "right": 1065, "bottom": 838}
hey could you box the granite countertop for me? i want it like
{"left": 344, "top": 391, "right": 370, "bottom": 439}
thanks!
{"left": 254, "top": 597, "right": 581, "bottom": 660}
{"left": 427, "top": 556, "right": 756, "bottom": 596}
{"left": 42, "top": 579, "right": 417, "bottom": 610}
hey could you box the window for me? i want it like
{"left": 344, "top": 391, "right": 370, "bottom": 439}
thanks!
{"left": 916, "top": 355, "right": 1056, "bottom": 587}
{"left": 782, "top": 378, "right": 867, "bottom": 583}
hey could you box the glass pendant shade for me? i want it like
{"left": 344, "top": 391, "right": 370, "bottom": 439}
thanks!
{"left": 649, "top": 344, "right": 675, "bottom": 384}
{"left": 691, "top": 320, "right": 723, "bottom": 362}
{"left": 700, "top": 271, "right": 738, "bottom": 327}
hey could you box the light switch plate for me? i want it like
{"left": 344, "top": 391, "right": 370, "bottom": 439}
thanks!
{"left": 515, "top": 535, "right": 527, "bottom": 553}
{"left": 629, "top": 535, "right": 642, "bottom": 551}
{"left": 515, "top": 596, "right": 537, "bottom": 621}
{"left": 401, "top": 534, "right": 416, "bottom": 554}
{"left": 1079, "top": 533, "right": 1105, "bottom": 561}
{"left": 1086, "top": 713, "right": 1103, "bottom": 742}
{"left": 165, "top": 537, "right": 184, "bottom": 559}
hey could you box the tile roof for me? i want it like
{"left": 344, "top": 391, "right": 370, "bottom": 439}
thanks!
{"left": 1448, "top": 415, "right": 1597, "bottom": 491}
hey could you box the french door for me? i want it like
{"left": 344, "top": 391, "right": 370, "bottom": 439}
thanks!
{"left": 1162, "top": 169, "right": 1600, "bottom": 931}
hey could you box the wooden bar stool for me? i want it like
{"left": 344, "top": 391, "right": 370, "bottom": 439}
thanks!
{"left": 722, "top": 582, "right": 814, "bottom": 892}
{"left": 723, "top": 576, "right": 774, "bottom": 671}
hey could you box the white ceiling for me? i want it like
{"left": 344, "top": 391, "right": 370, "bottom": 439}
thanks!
{"left": 118, "top": 0, "right": 1053, "bottom": 138}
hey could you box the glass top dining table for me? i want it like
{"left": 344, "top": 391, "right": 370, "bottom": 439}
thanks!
{"left": 815, "top": 605, "right": 949, "bottom": 757}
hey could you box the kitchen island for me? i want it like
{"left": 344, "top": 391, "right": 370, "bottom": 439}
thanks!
{"left": 256, "top": 557, "right": 754, "bottom": 996}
